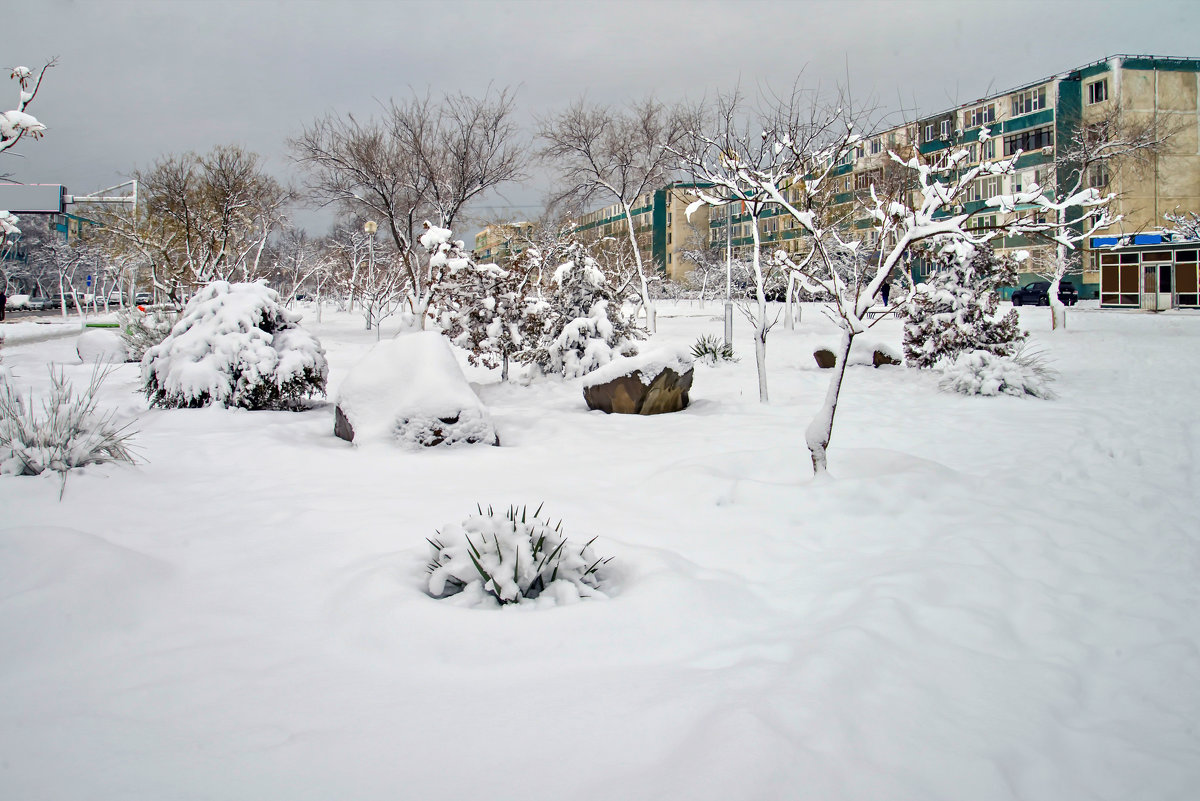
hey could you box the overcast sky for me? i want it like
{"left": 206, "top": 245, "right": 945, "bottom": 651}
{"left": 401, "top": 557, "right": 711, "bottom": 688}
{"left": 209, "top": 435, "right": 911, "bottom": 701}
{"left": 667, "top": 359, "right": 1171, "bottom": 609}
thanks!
{"left": 6, "top": 0, "right": 1198, "bottom": 238}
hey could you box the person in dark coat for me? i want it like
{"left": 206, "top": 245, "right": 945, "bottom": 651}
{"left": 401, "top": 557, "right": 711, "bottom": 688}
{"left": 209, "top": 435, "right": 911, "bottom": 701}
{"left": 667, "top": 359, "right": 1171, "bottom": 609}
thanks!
{"left": 880, "top": 279, "right": 891, "bottom": 307}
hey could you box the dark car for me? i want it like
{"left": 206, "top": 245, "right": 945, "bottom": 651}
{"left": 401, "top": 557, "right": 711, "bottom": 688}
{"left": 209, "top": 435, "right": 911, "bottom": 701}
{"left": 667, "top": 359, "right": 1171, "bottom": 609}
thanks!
{"left": 1011, "top": 280, "right": 1077, "bottom": 306}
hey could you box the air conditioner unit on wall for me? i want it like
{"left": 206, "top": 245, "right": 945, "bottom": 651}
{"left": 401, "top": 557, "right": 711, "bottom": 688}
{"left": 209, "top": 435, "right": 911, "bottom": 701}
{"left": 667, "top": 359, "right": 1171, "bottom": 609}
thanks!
{"left": 1041, "top": 146, "right": 1053, "bottom": 155}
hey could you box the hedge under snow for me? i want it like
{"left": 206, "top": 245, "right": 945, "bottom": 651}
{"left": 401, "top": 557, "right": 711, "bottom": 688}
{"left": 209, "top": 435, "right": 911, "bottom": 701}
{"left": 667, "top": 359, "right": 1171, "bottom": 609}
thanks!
{"left": 142, "top": 281, "right": 328, "bottom": 410}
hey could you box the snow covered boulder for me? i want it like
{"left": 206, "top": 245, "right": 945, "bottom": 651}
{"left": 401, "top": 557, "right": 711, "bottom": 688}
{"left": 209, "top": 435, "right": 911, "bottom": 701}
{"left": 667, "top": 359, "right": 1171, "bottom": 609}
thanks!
{"left": 814, "top": 340, "right": 903, "bottom": 369}
{"left": 334, "top": 331, "right": 497, "bottom": 447}
{"left": 582, "top": 346, "right": 694, "bottom": 415}
{"left": 141, "top": 281, "right": 328, "bottom": 410}
{"left": 76, "top": 329, "right": 128, "bottom": 365}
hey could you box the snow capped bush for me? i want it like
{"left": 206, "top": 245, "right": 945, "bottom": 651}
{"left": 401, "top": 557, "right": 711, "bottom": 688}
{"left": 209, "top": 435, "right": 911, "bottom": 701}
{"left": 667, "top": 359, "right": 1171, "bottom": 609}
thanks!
{"left": 939, "top": 347, "right": 1056, "bottom": 399}
{"left": 523, "top": 247, "right": 644, "bottom": 378}
{"left": 76, "top": 329, "right": 129, "bottom": 364}
{"left": 0, "top": 367, "right": 138, "bottom": 486}
{"left": 335, "top": 331, "right": 497, "bottom": 448}
{"left": 427, "top": 504, "right": 613, "bottom": 608}
{"left": 142, "top": 281, "right": 328, "bottom": 410}
{"left": 904, "top": 242, "right": 1025, "bottom": 369}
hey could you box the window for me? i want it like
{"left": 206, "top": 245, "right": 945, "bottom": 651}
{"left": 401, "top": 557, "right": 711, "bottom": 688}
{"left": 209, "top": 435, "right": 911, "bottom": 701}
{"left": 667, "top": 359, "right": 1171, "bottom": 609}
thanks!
{"left": 870, "top": 138, "right": 882, "bottom": 155}
{"left": 1011, "top": 86, "right": 1047, "bottom": 117}
{"left": 981, "top": 139, "right": 996, "bottom": 160}
{"left": 1088, "top": 162, "right": 1110, "bottom": 188}
{"left": 940, "top": 119, "right": 951, "bottom": 139}
{"left": 924, "top": 123, "right": 935, "bottom": 142}
{"left": 1087, "top": 79, "right": 1109, "bottom": 105}
{"left": 966, "top": 104, "right": 995, "bottom": 128}
{"left": 966, "top": 176, "right": 1000, "bottom": 202}
{"left": 1003, "top": 126, "right": 1054, "bottom": 156}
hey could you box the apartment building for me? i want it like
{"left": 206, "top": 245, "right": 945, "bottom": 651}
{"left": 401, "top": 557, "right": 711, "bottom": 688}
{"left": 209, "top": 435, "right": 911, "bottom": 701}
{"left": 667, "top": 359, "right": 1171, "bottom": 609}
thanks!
{"left": 479, "top": 56, "right": 1198, "bottom": 301}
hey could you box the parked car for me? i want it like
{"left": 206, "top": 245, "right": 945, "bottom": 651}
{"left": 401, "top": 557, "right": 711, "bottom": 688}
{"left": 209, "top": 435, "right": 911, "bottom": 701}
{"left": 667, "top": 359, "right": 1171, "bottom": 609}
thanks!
{"left": 1010, "top": 280, "right": 1078, "bottom": 306}
{"left": 26, "top": 296, "right": 51, "bottom": 311}
{"left": 134, "top": 292, "right": 153, "bottom": 305}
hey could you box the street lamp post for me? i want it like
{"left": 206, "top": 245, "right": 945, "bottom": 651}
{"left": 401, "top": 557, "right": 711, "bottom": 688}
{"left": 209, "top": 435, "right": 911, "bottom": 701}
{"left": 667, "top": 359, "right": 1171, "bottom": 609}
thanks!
{"left": 363, "top": 220, "right": 378, "bottom": 337}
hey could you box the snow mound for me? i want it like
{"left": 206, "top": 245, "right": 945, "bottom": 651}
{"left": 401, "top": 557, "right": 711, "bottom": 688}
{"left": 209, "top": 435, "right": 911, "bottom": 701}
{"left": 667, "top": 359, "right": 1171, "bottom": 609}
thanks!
{"left": 335, "top": 331, "right": 497, "bottom": 447}
{"left": 582, "top": 345, "right": 694, "bottom": 388}
{"left": 141, "top": 281, "right": 328, "bottom": 410}
{"left": 939, "top": 348, "right": 1056, "bottom": 398}
{"left": 76, "top": 329, "right": 129, "bottom": 364}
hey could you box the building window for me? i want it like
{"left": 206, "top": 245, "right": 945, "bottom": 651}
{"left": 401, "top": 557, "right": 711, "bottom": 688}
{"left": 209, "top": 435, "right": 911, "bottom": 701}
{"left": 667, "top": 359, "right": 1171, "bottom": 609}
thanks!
{"left": 1003, "top": 126, "right": 1054, "bottom": 156}
{"left": 924, "top": 123, "right": 935, "bottom": 142}
{"left": 1011, "top": 86, "right": 1047, "bottom": 117}
{"left": 981, "top": 139, "right": 996, "bottom": 160}
{"left": 1088, "top": 162, "right": 1110, "bottom": 188}
{"left": 966, "top": 104, "right": 995, "bottom": 128}
{"left": 1087, "top": 79, "right": 1109, "bottom": 105}
{"left": 870, "top": 138, "right": 882, "bottom": 155}
{"left": 940, "top": 119, "right": 951, "bottom": 139}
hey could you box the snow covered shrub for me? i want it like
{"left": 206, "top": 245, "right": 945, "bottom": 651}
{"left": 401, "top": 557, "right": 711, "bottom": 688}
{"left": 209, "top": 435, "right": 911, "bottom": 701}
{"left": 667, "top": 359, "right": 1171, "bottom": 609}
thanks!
{"left": 437, "top": 258, "right": 547, "bottom": 382}
{"left": 0, "top": 367, "right": 138, "bottom": 484}
{"left": 939, "top": 346, "right": 1056, "bottom": 399}
{"left": 522, "top": 246, "right": 644, "bottom": 378}
{"left": 904, "top": 242, "right": 1026, "bottom": 369}
{"left": 117, "top": 306, "right": 178, "bottom": 362}
{"left": 690, "top": 334, "right": 737, "bottom": 365}
{"left": 76, "top": 329, "right": 129, "bottom": 364}
{"left": 142, "top": 281, "right": 328, "bottom": 410}
{"left": 427, "top": 504, "right": 613, "bottom": 607}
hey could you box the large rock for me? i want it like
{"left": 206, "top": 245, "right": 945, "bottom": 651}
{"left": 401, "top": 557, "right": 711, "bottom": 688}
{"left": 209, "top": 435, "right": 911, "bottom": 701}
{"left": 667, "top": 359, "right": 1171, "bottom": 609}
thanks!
{"left": 582, "top": 347, "right": 694, "bottom": 415}
{"left": 335, "top": 331, "right": 497, "bottom": 447}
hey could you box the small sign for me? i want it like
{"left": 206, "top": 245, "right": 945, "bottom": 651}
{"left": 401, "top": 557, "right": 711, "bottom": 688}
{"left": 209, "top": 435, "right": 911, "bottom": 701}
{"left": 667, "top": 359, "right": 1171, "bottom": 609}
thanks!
{"left": 86, "top": 274, "right": 92, "bottom": 287}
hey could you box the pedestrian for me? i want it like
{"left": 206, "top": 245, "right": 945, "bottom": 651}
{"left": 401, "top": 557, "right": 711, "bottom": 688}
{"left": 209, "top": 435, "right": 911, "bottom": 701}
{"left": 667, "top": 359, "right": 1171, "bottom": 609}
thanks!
{"left": 880, "top": 279, "right": 891, "bottom": 307}
{"left": 0, "top": 286, "right": 6, "bottom": 322}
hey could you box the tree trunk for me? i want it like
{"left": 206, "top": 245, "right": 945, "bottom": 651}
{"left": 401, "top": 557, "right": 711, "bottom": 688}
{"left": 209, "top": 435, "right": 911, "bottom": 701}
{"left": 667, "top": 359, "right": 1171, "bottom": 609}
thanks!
{"left": 623, "top": 206, "right": 655, "bottom": 334}
{"left": 806, "top": 328, "right": 853, "bottom": 475}
{"left": 751, "top": 222, "right": 768, "bottom": 403}
{"left": 1049, "top": 244, "right": 1068, "bottom": 331}
{"left": 784, "top": 273, "right": 796, "bottom": 331}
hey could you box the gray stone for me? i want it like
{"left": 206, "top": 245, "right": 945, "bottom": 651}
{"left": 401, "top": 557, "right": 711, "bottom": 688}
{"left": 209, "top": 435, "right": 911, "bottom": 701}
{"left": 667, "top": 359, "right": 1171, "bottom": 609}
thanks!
{"left": 584, "top": 367, "right": 694, "bottom": 415}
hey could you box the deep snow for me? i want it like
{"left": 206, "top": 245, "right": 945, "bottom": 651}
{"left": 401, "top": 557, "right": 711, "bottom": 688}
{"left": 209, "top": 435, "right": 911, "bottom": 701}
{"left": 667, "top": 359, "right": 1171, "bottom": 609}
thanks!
{"left": 2, "top": 301, "right": 1199, "bottom": 801}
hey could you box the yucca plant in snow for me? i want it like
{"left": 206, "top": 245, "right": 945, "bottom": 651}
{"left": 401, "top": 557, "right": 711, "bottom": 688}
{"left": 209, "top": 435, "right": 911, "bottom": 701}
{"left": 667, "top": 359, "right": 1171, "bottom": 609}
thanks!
{"left": 427, "top": 503, "right": 613, "bottom": 607}
{"left": 0, "top": 366, "right": 138, "bottom": 491}
{"left": 690, "top": 334, "right": 738, "bottom": 365}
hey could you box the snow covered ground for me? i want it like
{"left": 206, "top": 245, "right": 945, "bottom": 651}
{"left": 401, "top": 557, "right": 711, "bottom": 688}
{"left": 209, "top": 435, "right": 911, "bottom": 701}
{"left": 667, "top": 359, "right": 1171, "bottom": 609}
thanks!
{"left": 2, "top": 302, "right": 1199, "bottom": 801}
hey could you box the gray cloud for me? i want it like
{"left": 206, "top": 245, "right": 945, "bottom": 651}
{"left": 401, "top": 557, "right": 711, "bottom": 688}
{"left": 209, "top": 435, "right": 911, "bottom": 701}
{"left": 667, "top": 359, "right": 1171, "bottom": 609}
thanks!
{"left": 6, "top": 0, "right": 1197, "bottom": 238}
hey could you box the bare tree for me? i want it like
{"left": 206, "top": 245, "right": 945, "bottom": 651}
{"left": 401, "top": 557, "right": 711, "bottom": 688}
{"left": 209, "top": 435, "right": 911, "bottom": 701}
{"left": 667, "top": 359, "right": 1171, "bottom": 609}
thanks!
{"left": 87, "top": 145, "right": 292, "bottom": 303}
{"left": 291, "top": 87, "right": 525, "bottom": 327}
{"left": 538, "top": 97, "right": 687, "bottom": 334}
{"left": 673, "top": 88, "right": 836, "bottom": 401}
{"left": 1034, "top": 104, "right": 1176, "bottom": 329}
{"left": 1, "top": 60, "right": 54, "bottom": 239}
{"left": 1162, "top": 209, "right": 1200, "bottom": 241}
{"left": 678, "top": 83, "right": 1114, "bottom": 474}
{"left": 774, "top": 124, "right": 1112, "bottom": 473}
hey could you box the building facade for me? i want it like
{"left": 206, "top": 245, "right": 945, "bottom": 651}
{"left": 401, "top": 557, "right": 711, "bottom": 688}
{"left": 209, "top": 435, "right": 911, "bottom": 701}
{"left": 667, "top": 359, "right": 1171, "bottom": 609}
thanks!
{"left": 477, "top": 56, "right": 1198, "bottom": 298}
